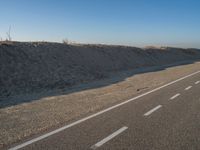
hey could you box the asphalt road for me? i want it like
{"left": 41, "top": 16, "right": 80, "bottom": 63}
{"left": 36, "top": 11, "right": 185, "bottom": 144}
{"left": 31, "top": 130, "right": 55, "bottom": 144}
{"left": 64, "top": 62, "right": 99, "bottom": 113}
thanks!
{"left": 8, "top": 71, "right": 200, "bottom": 150}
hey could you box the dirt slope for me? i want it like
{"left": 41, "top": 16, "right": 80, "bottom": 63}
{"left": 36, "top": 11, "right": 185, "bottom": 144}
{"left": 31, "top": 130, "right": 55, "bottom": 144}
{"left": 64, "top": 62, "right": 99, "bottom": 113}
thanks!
{"left": 0, "top": 42, "right": 200, "bottom": 97}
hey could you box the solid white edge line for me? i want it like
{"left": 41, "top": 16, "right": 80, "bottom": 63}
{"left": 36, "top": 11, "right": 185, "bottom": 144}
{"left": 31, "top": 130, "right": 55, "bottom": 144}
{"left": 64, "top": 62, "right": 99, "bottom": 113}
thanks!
{"left": 8, "top": 70, "right": 200, "bottom": 150}
{"left": 143, "top": 105, "right": 162, "bottom": 116}
{"left": 195, "top": 81, "right": 200, "bottom": 84}
{"left": 185, "top": 86, "right": 192, "bottom": 90}
{"left": 91, "top": 126, "right": 128, "bottom": 149}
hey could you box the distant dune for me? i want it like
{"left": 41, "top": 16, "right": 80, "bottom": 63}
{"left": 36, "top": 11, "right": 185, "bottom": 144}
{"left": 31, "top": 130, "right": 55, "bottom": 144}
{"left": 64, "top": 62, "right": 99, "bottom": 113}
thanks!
{"left": 0, "top": 41, "right": 200, "bottom": 98}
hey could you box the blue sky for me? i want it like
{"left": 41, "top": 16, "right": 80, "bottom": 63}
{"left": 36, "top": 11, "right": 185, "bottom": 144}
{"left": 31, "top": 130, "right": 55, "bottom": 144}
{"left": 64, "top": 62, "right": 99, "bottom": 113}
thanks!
{"left": 0, "top": 0, "right": 200, "bottom": 48}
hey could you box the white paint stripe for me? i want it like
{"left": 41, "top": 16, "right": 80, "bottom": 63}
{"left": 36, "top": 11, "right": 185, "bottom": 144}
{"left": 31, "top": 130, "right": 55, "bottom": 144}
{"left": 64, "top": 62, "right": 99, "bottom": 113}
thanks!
{"left": 195, "top": 81, "right": 200, "bottom": 84}
{"left": 170, "top": 93, "right": 181, "bottom": 100}
{"left": 9, "top": 70, "right": 200, "bottom": 150}
{"left": 143, "top": 105, "right": 162, "bottom": 116}
{"left": 91, "top": 126, "right": 128, "bottom": 149}
{"left": 185, "top": 86, "right": 192, "bottom": 90}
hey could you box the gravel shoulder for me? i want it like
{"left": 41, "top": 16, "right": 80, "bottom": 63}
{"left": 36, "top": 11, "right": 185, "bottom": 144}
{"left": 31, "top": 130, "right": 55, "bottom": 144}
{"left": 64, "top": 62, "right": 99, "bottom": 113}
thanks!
{"left": 0, "top": 61, "right": 200, "bottom": 148}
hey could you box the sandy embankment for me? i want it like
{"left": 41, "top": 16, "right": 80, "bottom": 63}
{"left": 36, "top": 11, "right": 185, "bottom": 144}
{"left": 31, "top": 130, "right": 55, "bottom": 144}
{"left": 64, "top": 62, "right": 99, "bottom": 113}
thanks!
{"left": 0, "top": 42, "right": 200, "bottom": 148}
{"left": 1, "top": 42, "right": 200, "bottom": 98}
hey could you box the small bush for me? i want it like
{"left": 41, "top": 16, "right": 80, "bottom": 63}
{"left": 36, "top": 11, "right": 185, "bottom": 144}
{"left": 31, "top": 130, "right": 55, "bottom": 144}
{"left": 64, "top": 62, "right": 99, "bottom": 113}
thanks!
{"left": 63, "top": 39, "right": 69, "bottom": 45}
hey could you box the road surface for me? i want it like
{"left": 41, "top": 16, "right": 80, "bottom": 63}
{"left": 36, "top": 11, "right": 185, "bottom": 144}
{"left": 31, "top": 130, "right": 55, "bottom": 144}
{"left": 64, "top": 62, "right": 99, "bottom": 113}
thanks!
{"left": 8, "top": 71, "right": 200, "bottom": 150}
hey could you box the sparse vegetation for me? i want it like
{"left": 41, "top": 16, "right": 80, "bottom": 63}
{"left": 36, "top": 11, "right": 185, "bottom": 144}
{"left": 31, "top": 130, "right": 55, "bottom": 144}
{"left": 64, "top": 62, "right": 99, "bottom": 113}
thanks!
{"left": 62, "top": 38, "right": 79, "bottom": 45}
{"left": 62, "top": 38, "right": 69, "bottom": 44}
{"left": 6, "top": 26, "right": 12, "bottom": 41}
{"left": 0, "top": 26, "right": 13, "bottom": 45}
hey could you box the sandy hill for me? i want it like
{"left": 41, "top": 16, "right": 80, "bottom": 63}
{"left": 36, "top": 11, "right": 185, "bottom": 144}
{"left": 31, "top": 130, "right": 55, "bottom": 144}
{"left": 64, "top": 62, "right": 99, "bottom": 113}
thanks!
{"left": 0, "top": 41, "right": 200, "bottom": 98}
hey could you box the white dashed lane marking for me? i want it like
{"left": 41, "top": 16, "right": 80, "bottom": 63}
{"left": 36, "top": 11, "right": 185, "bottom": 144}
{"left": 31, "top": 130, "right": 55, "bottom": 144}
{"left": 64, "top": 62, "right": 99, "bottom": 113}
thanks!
{"left": 185, "top": 86, "right": 192, "bottom": 90}
{"left": 195, "top": 81, "right": 200, "bottom": 84}
{"left": 144, "top": 105, "right": 162, "bottom": 116}
{"left": 91, "top": 126, "right": 128, "bottom": 149}
{"left": 170, "top": 93, "right": 180, "bottom": 100}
